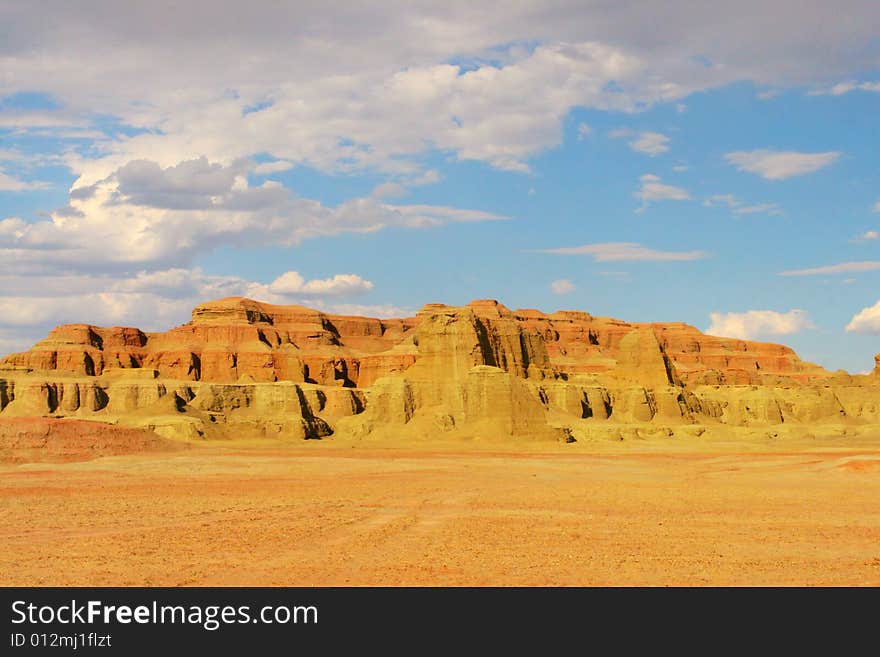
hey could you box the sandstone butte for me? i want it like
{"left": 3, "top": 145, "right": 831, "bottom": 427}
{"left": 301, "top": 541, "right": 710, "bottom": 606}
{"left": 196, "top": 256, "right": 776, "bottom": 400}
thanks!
{"left": 1, "top": 296, "right": 879, "bottom": 444}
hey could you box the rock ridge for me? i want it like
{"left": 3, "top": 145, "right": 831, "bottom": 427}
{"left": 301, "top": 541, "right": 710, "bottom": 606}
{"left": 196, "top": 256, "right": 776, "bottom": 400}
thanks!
{"left": 1, "top": 297, "right": 877, "bottom": 443}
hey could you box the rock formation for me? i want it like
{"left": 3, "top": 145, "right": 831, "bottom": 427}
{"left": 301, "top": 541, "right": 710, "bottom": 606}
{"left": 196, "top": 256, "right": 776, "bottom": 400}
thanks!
{"left": 0, "top": 417, "right": 185, "bottom": 463}
{"left": 1, "top": 296, "right": 878, "bottom": 443}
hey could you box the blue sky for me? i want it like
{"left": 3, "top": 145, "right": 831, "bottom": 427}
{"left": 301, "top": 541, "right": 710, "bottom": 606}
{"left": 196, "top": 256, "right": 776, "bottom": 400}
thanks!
{"left": 1, "top": 2, "right": 879, "bottom": 372}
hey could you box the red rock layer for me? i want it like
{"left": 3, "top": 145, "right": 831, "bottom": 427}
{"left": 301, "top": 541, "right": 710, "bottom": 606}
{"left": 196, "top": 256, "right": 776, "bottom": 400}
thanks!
{"left": 0, "top": 297, "right": 844, "bottom": 386}
{"left": 0, "top": 417, "right": 184, "bottom": 463}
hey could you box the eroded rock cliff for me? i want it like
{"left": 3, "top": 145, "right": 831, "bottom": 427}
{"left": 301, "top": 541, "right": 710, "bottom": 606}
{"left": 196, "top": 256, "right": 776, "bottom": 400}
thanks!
{"left": 1, "top": 297, "right": 877, "bottom": 442}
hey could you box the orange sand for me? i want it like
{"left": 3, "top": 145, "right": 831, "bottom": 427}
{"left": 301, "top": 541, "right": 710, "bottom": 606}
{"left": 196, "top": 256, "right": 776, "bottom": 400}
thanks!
{"left": 1, "top": 438, "right": 879, "bottom": 586}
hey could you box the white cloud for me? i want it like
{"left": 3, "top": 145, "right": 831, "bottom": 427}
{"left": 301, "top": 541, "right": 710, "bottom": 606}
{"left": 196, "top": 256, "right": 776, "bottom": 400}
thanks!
{"left": 704, "top": 194, "right": 741, "bottom": 208}
{"left": 733, "top": 202, "right": 782, "bottom": 216}
{"left": 0, "top": 267, "right": 398, "bottom": 357}
{"left": 0, "top": 171, "right": 51, "bottom": 192}
{"left": 577, "top": 123, "right": 592, "bottom": 140}
{"left": 675, "top": 103, "right": 687, "bottom": 113}
{"left": 707, "top": 309, "right": 813, "bottom": 340}
{"left": 809, "top": 81, "right": 880, "bottom": 96}
{"left": 106, "top": 268, "right": 374, "bottom": 301}
{"left": 29, "top": 40, "right": 699, "bottom": 186}
{"left": 372, "top": 182, "right": 408, "bottom": 198}
{"left": 0, "top": 293, "right": 188, "bottom": 330}
{"left": 873, "top": 200, "right": 880, "bottom": 212}
{"left": 269, "top": 271, "right": 374, "bottom": 297}
{"left": 611, "top": 130, "right": 671, "bottom": 155}
{"left": 387, "top": 204, "right": 506, "bottom": 227}
{"left": 635, "top": 173, "right": 691, "bottom": 203}
{"left": 252, "top": 160, "right": 294, "bottom": 175}
{"left": 779, "top": 261, "right": 880, "bottom": 276}
{"left": 0, "top": 110, "right": 89, "bottom": 131}
{"left": 113, "top": 156, "right": 247, "bottom": 209}
{"left": 0, "top": 158, "right": 506, "bottom": 273}
{"left": 0, "top": 217, "right": 28, "bottom": 240}
{"left": 541, "top": 242, "right": 706, "bottom": 262}
{"left": 0, "top": 3, "right": 876, "bottom": 190}
{"left": 409, "top": 169, "right": 441, "bottom": 186}
{"left": 846, "top": 300, "right": 880, "bottom": 334}
{"left": 672, "top": 164, "right": 688, "bottom": 172}
{"left": 724, "top": 149, "right": 840, "bottom": 180}
{"left": 108, "top": 268, "right": 236, "bottom": 299}
{"left": 703, "top": 194, "right": 781, "bottom": 215}
{"left": 371, "top": 168, "right": 440, "bottom": 198}
{"left": 0, "top": 148, "right": 66, "bottom": 174}
{"left": 629, "top": 132, "right": 670, "bottom": 155}
{"left": 550, "top": 279, "right": 576, "bottom": 294}
{"left": 1, "top": 3, "right": 879, "bottom": 350}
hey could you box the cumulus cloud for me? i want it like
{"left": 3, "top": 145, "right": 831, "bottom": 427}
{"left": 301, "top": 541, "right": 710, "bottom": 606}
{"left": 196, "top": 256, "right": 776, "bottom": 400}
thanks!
{"left": 550, "top": 279, "right": 576, "bottom": 294}
{"left": 577, "top": 123, "right": 592, "bottom": 140}
{"left": 724, "top": 149, "right": 840, "bottom": 180}
{"left": 268, "top": 271, "right": 374, "bottom": 296}
{"left": 20, "top": 2, "right": 868, "bottom": 187}
{"left": 707, "top": 309, "right": 814, "bottom": 340}
{"left": 846, "top": 300, "right": 880, "bottom": 334}
{"left": 0, "top": 267, "right": 400, "bottom": 355}
{"left": 0, "top": 157, "right": 506, "bottom": 273}
{"left": 107, "top": 268, "right": 236, "bottom": 299}
{"left": 0, "top": 2, "right": 876, "bottom": 189}
{"left": 630, "top": 132, "right": 670, "bottom": 155}
{"left": 611, "top": 130, "right": 671, "bottom": 155}
{"left": 0, "top": 217, "right": 28, "bottom": 239}
{"left": 36, "top": 40, "right": 699, "bottom": 187}
{"left": 0, "top": 290, "right": 413, "bottom": 354}
{"left": 779, "top": 261, "right": 880, "bottom": 276}
{"left": 114, "top": 157, "right": 248, "bottom": 209}
{"left": 0, "top": 292, "right": 187, "bottom": 330}
{"left": 541, "top": 242, "right": 706, "bottom": 262}
{"left": 2, "top": 2, "right": 879, "bottom": 352}
{"left": 634, "top": 173, "right": 691, "bottom": 204}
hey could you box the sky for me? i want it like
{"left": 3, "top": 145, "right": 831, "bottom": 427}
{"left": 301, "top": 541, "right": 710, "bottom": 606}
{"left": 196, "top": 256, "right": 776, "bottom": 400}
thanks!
{"left": 1, "top": 1, "right": 879, "bottom": 372}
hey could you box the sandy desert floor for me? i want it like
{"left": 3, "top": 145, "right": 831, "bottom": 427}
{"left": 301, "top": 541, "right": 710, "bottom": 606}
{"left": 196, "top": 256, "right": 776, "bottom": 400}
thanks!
{"left": 2, "top": 434, "right": 879, "bottom": 587}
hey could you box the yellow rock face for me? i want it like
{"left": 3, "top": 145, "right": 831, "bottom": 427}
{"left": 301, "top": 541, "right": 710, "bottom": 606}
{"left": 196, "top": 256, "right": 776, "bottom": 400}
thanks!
{"left": 1, "top": 297, "right": 878, "bottom": 442}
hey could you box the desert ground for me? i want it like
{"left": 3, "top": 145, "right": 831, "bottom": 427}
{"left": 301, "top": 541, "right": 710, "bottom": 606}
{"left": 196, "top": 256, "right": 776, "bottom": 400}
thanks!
{"left": 1, "top": 421, "right": 879, "bottom": 586}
